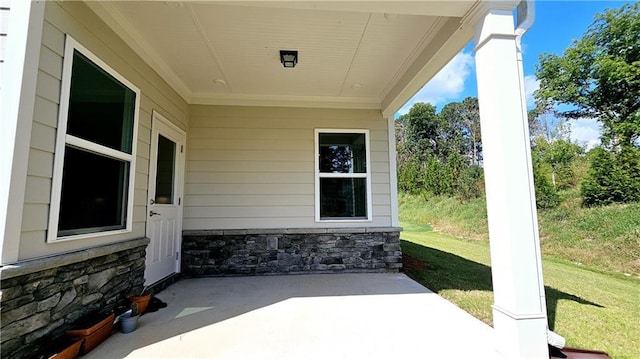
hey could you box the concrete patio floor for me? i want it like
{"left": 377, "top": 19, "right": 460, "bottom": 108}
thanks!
{"left": 85, "top": 273, "right": 503, "bottom": 359}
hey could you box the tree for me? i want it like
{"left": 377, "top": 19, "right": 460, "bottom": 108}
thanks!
{"left": 535, "top": 3, "right": 640, "bottom": 149}
{"left": 440, "top": 97, "right": 482, "bottom": 165}
{"left": 401, "top": 102, "right": 448, "bottom": 160}
{"left": 528, "top": 103, "right": 570, "bottom": 143}
{"left": 531, "top": 150, "right": 560, "bottom": 209}
{"left": 581, "top": 147, "right": 640, "bottom": 206}
{"left": 531, "top": 135, "right": 584, "bottom": 189}
{"left": 535, "top": 3, "right": 640, "bottom": 206}
{"left": 395, "top": 100, "right": 484, "bottom": 200}
{"left": 528, "top": 101, "right": 583, "bottom": 206}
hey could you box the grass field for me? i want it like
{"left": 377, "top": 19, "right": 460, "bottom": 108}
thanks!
{"left": 400, "top": 221, "right": 640, "bottom": 359}
{"left": 399, "top": 192, "right": 640, "bottom": 276}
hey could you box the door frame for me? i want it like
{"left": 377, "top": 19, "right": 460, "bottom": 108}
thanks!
{"left": 145, "top": 110, "right": 186, "bottom": 279}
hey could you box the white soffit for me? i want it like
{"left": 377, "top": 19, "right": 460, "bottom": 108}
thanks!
{"left": 86, "top": 1, "right": 477, "bottom": 111}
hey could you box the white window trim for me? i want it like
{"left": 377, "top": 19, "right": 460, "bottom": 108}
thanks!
{"left": 47, "top": 35, "right": 140, "bottom": 243}
{"left": 314, "top": 129, "right": 373, "bottom": 222}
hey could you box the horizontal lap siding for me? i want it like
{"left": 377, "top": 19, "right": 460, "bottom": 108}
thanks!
{"left": 184, "top": 105, "right": 392, "bottom": 230}
{"left": 0, "top": 2, "right": 7, "bottom": 81}
{"left": 19, "top": 1, "right": 188, "bottom": 260}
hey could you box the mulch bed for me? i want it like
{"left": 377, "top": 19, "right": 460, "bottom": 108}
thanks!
{"left": 552, "top": 347, "right": 612, "bottom": 359}
{"left": 401, "top": 253, "right": 431, "bottom": 271}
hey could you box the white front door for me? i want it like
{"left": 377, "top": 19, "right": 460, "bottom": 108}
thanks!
{"left": 145, "top": 111, "right": 185, "bottom": 285}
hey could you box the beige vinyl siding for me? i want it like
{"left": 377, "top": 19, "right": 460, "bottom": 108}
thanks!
{"left": 0, "top": 1, "right": 9, "bottom": 80}
{"left": 18, "top": 1, "right": 188, "bottom": 260}
{"left": 184, "top": 105, "right": 393, "bottom": 230}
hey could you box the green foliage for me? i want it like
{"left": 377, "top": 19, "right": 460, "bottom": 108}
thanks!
{"left": 532, "top": 153, "right": 561, "bottom": 209}
{"left": 398, "top": 192, "right": 488, "bottom": 240}
{"left": 399, "top": 191, "right": 640, "bottom": 276}
{"left": 581, "top": 147, "right": 640, "bottom": 206}
{"left": 535, "top": 2, "right": 640, "bottom": 148}
{"left": 396, "top": 99, "right": 484, "bottom": 201}
{"left": 439, "top": 97, "right": 482, "bottom": 165}
{"left": 402, "top": 102, "right": 445, "bottom": 158}
{"left": 531, "top": 137, "right": 585, "bottom": 203}
{"left": 446, "top": 153, "right": 483, "bottom": 202}
{"left": 397, "top": 155, "right": 425, "bottom": 195}
{"left": 534, "top": 3, "right": 640, "bottom": 207}
{"left": 130, "top": 302, "right": 139, "bottom": 316}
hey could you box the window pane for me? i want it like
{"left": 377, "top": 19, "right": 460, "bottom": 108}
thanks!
{"left": 67, "top": 50, "right": 136, "bottom": 154}
{"left": 319, "top": 133, "right": 366, "bottom": 173}
{"left": 58, "top": 146, "right": 129, "bottom": 236}
{"left": 154, "top": 134, "right": 176, "bottom": 204}
{"left": 320, "top": 178, "right": 367, "bottom": 219}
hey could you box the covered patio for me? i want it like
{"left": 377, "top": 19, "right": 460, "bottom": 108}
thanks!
{"left": 2, "top": 0, "right": 550, "bottom": 357}
{"left": 84, "top": 273, "right": 501, "bottom": 359}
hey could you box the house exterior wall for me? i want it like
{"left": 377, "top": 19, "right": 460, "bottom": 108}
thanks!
{"left": 185, "top": 105, "right": 393, "bottom": 230}
{"left": 18, "top": 1, "right": 189, "bottom": 261}
{"left": 0, "top": 238, "right": 148, "bottom": 359}
{"left": 1, "top": 2, "right": 188, "bottom": 355}
{"left": 182, "top": 105, "right": 400, "bottom": 276}
{"left": 0, "top": 1, "right": 9, "bottom": 80}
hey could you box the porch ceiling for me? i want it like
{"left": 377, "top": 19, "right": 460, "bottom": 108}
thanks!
{"left": 86, "top": 1, "right": 480, "bottom": 114}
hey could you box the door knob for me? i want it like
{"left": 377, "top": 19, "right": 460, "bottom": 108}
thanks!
{"left": 149, "top": 211, "right": 161, "bottom": 217}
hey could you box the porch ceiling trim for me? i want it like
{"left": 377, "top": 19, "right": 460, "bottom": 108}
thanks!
{"left": 189, "top": 93, "right": 382, "bottom": 109}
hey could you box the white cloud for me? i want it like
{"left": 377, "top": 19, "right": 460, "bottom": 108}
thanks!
{"left": 523, "top": 75, "right": 539, "bottom": 109}
{"left": 397, "top": 51, "right": 474, "bottom": 115}
{"left": 569, "top": 118, "right": 601, "bottom": 150}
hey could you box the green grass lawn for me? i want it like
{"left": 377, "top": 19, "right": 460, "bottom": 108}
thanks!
{"left": 399, "top": 192, "right": 640, "bottom": 276}
{"left": 400, "top": 221, "right": 640, "bottom": 359}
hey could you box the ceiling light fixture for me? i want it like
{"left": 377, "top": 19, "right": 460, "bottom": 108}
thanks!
{"left": 280, "top": 50, "right": 298, "bottom": 68}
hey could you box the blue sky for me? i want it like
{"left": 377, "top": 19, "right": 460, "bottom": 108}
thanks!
{"left": 399, "top": 1, "right": 634, "bottom": 148}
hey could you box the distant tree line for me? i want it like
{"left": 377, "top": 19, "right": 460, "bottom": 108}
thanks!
{"left": 396, "top": 98, "right": 483, "bottom": 202}
{"left": 396, "top": 98, "right": 585, "bottom": 209}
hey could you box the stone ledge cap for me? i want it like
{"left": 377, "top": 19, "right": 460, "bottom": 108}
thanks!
{"left": 183, "top": 227, "right": 403, "bottom": 236}
{"left": 1, "top": 237, "right": 150, "bottom": 280}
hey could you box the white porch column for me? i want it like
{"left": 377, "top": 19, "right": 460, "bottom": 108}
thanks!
{"left": 473, "top": 7, "right": 549, "bottom": 359}
{"left": 0, "top": 0, "right": 45, "bottom": 264}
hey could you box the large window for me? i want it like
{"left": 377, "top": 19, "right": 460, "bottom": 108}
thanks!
{"left": 315, "top": 130, "right": 371, "bottom": 221}
{"left": 48, "top": 36, "right": 139, "bottom": 242}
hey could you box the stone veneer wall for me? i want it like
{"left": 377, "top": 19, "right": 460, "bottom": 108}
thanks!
{"left": 0, "top": 238, "right": 149, "bottom": 359}
{"left": 182, "top": 228, "right": 402, "bottom": 276}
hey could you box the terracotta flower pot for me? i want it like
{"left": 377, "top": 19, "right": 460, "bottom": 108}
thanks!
{"left": 44, "top": 338, "right": 83, "bottom": 359}
{"left": 129, "top": 293, "right": 152, "bottom": 315}
{"left": 66, "top": 313, "right": 115, "bottom": 355}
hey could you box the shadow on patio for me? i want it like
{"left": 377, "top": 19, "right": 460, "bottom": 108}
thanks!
{"left": 84, "top": 273, "right": 502, "bottom": 359}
